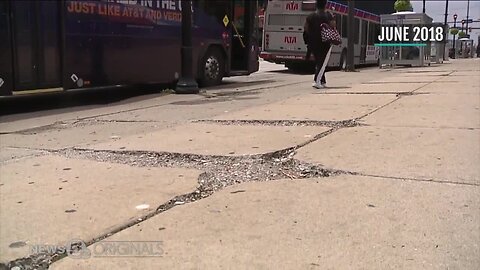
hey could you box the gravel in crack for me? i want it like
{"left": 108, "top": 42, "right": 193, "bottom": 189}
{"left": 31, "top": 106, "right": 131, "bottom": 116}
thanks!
{"left": 9, "top": 135, "right": 351, "bottom": 269}
{"left": 194, "top": 119, "right": 360, "bottom": 128}
{"left": 61, "top": 148, "right": 344, "bottom": 195}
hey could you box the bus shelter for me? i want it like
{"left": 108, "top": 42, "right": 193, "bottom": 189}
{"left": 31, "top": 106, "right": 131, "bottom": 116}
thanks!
{"left": 431, "top": 41, "right": 446, "bottom": 64}
{"left": 379, "top": 12, "right": 433, "bottom": 68}
{"left": 431, "top": 23, "right": 448, "bottom": 64}
{"left": 459, "top": 38, "right": 475, "bottom": 58}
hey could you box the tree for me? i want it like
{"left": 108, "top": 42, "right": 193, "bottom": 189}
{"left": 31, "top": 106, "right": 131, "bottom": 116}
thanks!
{"left": 394, "top": 0, "right": 413, "bottom": 12}
{"left": 450, "top": 28, "right": 459, "bottom": 35}
{"left": 458, "top": 31, "right": 467, "bottom": 38}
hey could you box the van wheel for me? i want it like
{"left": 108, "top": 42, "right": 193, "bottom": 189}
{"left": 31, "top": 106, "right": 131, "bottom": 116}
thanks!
{"left": 339, "top": 50, "right": 347, "bottom": 70}
{"left": 199, "top": 48, "right": 224, "bottom": 87}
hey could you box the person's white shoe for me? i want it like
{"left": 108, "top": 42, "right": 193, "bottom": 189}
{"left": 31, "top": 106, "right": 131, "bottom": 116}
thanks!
{"left": 312, "top": 83, "right": 324, "bottom": 89}
{"left": 321, "top": 83, "right": 327, "bottom": 88}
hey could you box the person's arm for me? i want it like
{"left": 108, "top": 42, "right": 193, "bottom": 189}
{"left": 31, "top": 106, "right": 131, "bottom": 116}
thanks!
{"left": 304, "top": 17, "right": 309, "bottom": 33}
{"left": 303, "top": 15, "right": 310, "bottom": 44}
{"left": 329, "top": 19, "right": 336, "bottom": 28}
{"left": 327, "top": 12, "right": 336, "bottom": 28}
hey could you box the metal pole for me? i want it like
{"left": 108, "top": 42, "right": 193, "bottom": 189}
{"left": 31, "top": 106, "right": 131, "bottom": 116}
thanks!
{"left": 346, "top": 0, "right": 355, "bottom": 71}
{"left": 423, "top": 0, "right": 426, "bottom": 13}
{"left": 453, "top": 16, "right": 456, "bottom": 58}
{"left": 461, "top": 21, "right": 465, "bottom": 57}
{"left": 443, "top": 0, "right": 448, "bottom": 60}
{"left": 176, "top": 0, "right": 199, "bottom": 94}
{"left": 465, "top": 0, "right": 470, "bottom": 33}
{"left": 465, "top": 0, "right": 470, "bottom": 58}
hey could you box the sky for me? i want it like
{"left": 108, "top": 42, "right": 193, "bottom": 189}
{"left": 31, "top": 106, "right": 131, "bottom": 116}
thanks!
{"left": 410, "top": 0, "right": 480, "bottom": 43}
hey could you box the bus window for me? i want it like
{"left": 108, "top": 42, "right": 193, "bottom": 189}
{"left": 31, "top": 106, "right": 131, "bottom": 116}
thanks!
{"left": 354, "top": 18, "right": 359, "bottom": 44}
{"left": 335, "top": 13, "right": 342, "bottom": 36}
{"left": 233, "top": 0, "right": 245, "bottom": 33}
{"left": 361, "top": 20, "right": 367, "bottom": 45}
{"left": 284, "top": 14, "right": 306, "bottom": 26}
{"left": 341, "top": 15, "right": 347, "bottom": 38}
{"left": 268, "top": 14, "right": 306, "bottom": 26}
{"left": 368, "top": 22, "right": 377, "bottom": 45}
{"left": 268, "top": 14, "right": 284, "bottom": 25}
{"left": 196, "top": 0, "right": 231, "bottom": 27}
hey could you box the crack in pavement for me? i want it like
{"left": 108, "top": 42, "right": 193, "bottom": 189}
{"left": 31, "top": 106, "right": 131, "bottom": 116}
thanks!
{"left": 4, "top": 144, "right": 349, "bottom": 269}
{"left": 361, "top": 81, "right": 459, "bottom": 84}
{"left": 352, "top": 172, "right": 480, "bottom": 187}
{"left": 3, "top": 117, "right": 354, "bottom": 269}
{"left": 0, "top": 119, "right": 165, "bottom": 135}
{"left": 3, "top": 71, "right": 471, "bottom": 269}
{"left": 360, "top": 125, "right": 480, "bottom": 131}
{"left": 73, "top": 80, "right": 308, "bottom": 123}
{"left": 194, "top": 119, "right": 360, "bottom": 128}
{"left": 0, "top": 80, "right": 309, "bottom": 135}
{"left": 355, "top": 75, "right": 449, "bottom": 121}
{"left": 315, "top": 92, "right": 429, "bottom": 95}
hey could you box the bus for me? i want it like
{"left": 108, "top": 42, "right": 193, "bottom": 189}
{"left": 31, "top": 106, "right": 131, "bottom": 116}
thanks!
{"left": 260, "top": 0, "right": 381, "bottom": 70}
{"left": 0, "top": 0, "right": 260, "bottom": 97}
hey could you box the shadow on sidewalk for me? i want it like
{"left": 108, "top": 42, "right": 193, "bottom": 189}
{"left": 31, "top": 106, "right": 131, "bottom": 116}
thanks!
{"left": 312, "top": 86, "right": 351, "bottom": 91}
{"left": 0, "top": 84, "right": 174, "bottom": 117}
{"left": 203, "top": 79, "right": 276, "bottom": 91}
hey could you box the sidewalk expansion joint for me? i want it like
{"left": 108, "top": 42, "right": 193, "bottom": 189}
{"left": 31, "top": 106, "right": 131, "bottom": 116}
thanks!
{"left": 356, "top": 75, "right": 447, "bottom": 121}
{"left": 362, "top": 81, "right": 459, "bottom": 84}
{"left": 356, "top": 96, "right": 402, "bottom": 120}
{"left": 202, "top": 80, "right": 308, "bottom": 96}
{"left": 0, "top": 119, "right": 162, "bottom": 135}
{"left": 317, "top": 92, "right": 420, "bottom": 95}
{"left": 6, "top": 146, "right": 351, "bottom": 269}
{"left": 194, "top": 119, "right": 360, "bottom": 128}
{"left": 355, "top": 172, "right": 480, "bottom": 187}
{"left": 395, "top": 92, "right": 430, "bottom": 97}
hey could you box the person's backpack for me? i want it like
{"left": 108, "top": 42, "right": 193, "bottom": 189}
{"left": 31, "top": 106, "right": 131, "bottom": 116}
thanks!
{"left": 320, "top": 23, "right": 342, "bottom": 45}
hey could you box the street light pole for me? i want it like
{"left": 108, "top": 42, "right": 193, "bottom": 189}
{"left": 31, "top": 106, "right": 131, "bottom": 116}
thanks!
{"left": 423, "top": 0, "right": 426, "bottom": 14}
{"left": 443, "top": 0, "right": 448, "bottom": 60}
{"left": 465, "top": 0, "right": 470, "bottom": 33}
{"left": 176, "top": 0, "right": 199, "bottom": 94}
{"left": 461, "top": 21, "right": 465, "bottom": 57}
{"left": 453, "top": 14, "right": 457, "bottom": 58}
{"left": 346, "top": 0, "right": 355, "bottom": 71}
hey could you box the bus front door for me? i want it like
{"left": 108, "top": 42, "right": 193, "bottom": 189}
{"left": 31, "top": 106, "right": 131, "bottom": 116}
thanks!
{"left": 0, "top": 1, "right": 12, "bottom": 95}
{"left": 230, "top": 0, "right": 259, "bottom": 74}
{"left": 10, "top": 0, "right": 62, "bottom": 93}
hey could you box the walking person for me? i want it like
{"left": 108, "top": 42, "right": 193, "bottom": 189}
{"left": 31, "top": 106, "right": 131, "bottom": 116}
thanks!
{"left": 303, "top": 0, "right": 335, "bottom": 89}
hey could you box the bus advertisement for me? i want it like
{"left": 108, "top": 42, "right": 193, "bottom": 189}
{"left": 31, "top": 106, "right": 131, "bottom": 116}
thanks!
{"left": 260, "top": 0, "right": 381, "bottom": 70}
{"left": 0, "top": 0, "right": 260, "bottom": 97}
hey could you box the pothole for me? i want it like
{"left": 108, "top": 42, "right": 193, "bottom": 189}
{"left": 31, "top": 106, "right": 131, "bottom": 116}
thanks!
{"left": 194, "top": 119, "right": 360, "bottom": 128}
{"left": 6, "top": 145, "right": 347, "bottom": 270}
{"left": 61, "top": 148, "right": 343, "bottom": 192}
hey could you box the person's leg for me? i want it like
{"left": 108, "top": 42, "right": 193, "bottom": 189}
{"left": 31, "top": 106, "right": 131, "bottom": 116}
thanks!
{"left": 317, "top": 46, "right": 332, "bottom": 85}
{"left": 313, "top": 50, "right": 321, "bottom": 84}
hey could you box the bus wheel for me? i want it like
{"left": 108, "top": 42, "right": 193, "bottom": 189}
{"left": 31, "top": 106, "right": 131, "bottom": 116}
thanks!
{"left": 339, "top": 50, "right": 347, "bottom": 70}
{"left": 199, "top": 48, "right": 224, "bottom": 87}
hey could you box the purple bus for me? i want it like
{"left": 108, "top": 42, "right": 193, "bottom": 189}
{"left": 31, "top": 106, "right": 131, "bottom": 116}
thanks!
{"left": 0, "top": 0, "right": 260, "bottom": 96}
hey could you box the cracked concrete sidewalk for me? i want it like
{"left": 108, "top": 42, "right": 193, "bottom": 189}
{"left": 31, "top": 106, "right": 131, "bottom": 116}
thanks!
{"left": 1, "top": 59, "right": 479, "bottom": 269}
